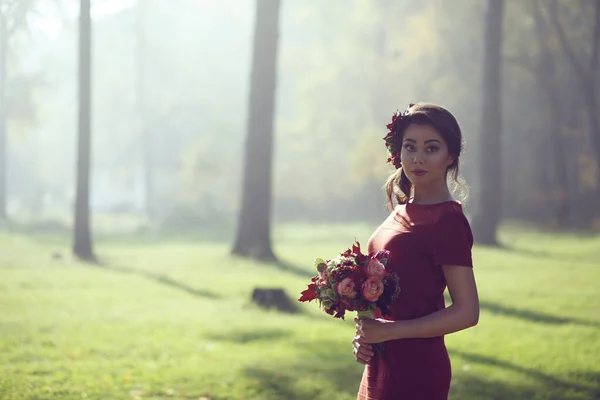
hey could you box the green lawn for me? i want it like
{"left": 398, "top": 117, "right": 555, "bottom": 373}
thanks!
{"left": 0, "top": 223, "right": 599, "bottom": 400}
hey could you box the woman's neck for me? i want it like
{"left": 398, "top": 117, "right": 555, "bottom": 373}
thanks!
{"left": 410, "top": 181, "right": 453, "bottom": 205}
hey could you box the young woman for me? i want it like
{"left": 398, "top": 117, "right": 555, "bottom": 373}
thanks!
{"left": 353, "top": 103, "right": 480, "bottom": 400}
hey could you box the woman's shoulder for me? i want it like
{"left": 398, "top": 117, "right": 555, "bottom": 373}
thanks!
{"left": 430, "top": 201, "right": 473, "bottom": 246}
{"left": 403, "top": 200, "right": 466, "bottom": 221}
{"left": 439, "top": 200, "right": 467, "bottom": 219}
{"left": 431, "top": 201, "right": 469, "bottom": 225}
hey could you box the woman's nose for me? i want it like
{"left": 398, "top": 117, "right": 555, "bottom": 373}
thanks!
{"left": 413, "top": 153, "right": 424, "bottom": 164}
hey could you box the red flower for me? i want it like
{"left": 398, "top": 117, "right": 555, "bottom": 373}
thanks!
{"left": 383, "top": 108, "right": 412, "bottom": 169}
{"left": 298, "top": 283, "right": 317, "bottom": 302}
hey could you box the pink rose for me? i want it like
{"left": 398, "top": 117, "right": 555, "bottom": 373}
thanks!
{"left": 336, "top": 277, "right": 357, "bottom": 299}
{"left": 362, "top": 276, "right": 384, "bottom": 302}
{"left": 366, "top": 259, "right": 387, "bottom": 278}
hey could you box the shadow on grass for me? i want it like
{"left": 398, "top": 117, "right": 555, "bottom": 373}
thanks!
{"left": 227, "top": 334, "right": 600, "bottom": 400}
{"left": 242, "top": 342, "right": 363, "bottom": 400}
{"left": 103, "top": 265, "right": 221, "bottom": 299}
{"left": 480, "top": 299, "right": 600, "bottom": 328}
{"left": 450, "top": 374, "right": 562, "bottom": 400}
{"left": 444, "top": 294, "right": 600, "bottom": 329}
{"left": 229, "top": 254, "right": 314, "bottom": 279}
{"left": 451, "top": 350, "right": 600, "bottom": 398}
{"left": 271, "top": 259, "right": 315, "bottom": 278}
{"left": 206, "top": 328, "right": 292, "bottom": 344}
{"left": 240, "top": 343, "right": 600, "bottom": 400}
{"left": 243, "top": 368, "right": 298, "bottom": 399}
{"left": 499, "top": 243, "right": 599, "bottom": 263}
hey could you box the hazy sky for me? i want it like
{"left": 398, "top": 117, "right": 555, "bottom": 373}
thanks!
{"left": 30, "top": 0, "right": 137, "bottom": 40}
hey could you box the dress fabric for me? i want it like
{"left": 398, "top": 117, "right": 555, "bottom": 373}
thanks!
{"left": 357, "top": 201, "right": 474, "bottom": 400}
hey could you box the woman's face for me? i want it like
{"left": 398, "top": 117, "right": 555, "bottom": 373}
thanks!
{"left": 400, "top": 124, "right": 454, "bottom": 187}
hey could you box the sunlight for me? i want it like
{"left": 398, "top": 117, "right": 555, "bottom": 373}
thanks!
{"left": 29, "top": 0, "right": 137, "bottom": 40}
{"left": 91, "top": 0, "right": 136, "bottom": 19}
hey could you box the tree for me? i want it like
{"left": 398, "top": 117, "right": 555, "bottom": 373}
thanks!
{"left": 518, "top": 0, "right": 600, "bottom": 228}
{"left": 231, "top": 0, "right": 280, "bottom": 260}
{"left": 545, "top": 0, "right": 600, "bottom": 161}
{"left": 472, "top": 0, "right": 504, "bottom": 245}
{"left": 0, "top": 0, "right": 32, "bottom": 224}
{"left": 530, "top": 0, "right": 570, "bottom": 226}
{"left": 0, "top": 7, "right": 7, "bottom": 224}
{"left": 135, "top": 0, "right": 153, "bottom": 219}
{"left": 73, "top": 0, "right": 95, "bottom": 262}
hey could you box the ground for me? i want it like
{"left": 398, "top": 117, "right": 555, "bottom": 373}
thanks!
{"left": 0, "top": 223, "right": 599, "bottom": 399}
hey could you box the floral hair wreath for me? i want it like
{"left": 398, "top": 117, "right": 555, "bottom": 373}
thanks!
{"left": 383, "top": 103, "right": 415, "bottom": 169}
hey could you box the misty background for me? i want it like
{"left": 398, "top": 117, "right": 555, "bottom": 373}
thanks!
{"left": 3, "top": 0, "right": 598, "bottom": 245}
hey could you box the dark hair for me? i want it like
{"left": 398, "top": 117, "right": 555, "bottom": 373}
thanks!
{"left": 385, "top": 103, "right": 466, "bottom": 210}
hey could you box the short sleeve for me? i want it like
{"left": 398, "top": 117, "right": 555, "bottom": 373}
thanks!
{"left": 430, "top": 211, "right": 473, "bottom": 268}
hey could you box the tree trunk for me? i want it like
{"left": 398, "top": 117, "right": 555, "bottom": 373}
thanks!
{"left": 251, "top": 287, "right": 298, "bottom": 313}
{"left": 589, "top": 0, "right": 600, "bottom": 164}
{"left": 584, "top": 0, "right": 600, "bottom": 224}
{"left": 532, "top": 0, "right": 568, "bottom": 226}
{"left": 472, "top": 0, "right": 504, "bottom": 245}
{"left": 546, "top": 0, "right": 600, "bottom": 226}
{"left": 0, "top": 13, "right": 7, "bottom": 223}
{"left": 136, "top": 0, "right": 153, "bottom": 219}
{"left": 231, "top": 0, "right": 280, "bottom": 260}
{"left": 568, "top": 0, "right": 600, "bottom": 226}
{"left": 73, "top": 0, "right": 95, "bottom": 262}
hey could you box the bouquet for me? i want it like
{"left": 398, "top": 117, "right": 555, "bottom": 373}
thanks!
{"left": 298, "top": 241, "right": 401, "bottom": 354}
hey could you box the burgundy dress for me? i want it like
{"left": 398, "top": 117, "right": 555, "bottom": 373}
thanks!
{"left": 357, "top": 201, "right": 474, "bottom": 400}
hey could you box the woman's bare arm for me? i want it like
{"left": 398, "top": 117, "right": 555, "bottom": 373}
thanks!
{"left": 389, "top": 265, "right": 479, "bottom": 339}
{"left": 357, "top": 265, "right": 479, "bottom": 343}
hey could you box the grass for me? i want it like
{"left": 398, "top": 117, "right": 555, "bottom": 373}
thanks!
{"left": 0, "top": 222, "right": 599, "bottom": 399}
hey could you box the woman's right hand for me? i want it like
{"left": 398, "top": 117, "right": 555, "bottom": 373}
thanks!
{"left": 352, "top": 334, "right": 374, "bottom": 365}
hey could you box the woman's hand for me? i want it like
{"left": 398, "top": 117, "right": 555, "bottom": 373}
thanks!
{"left": 355, "top": 317, "right": 396, "bottom": 344}
{"left": 352, "top": 334, "right": 374, "bottom": 365}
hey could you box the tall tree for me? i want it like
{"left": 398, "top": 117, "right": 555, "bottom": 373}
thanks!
{"left": 532, "top": 0, "right": 569, "bottom": 225}
{"left": 543, "top": 0, "right": 600, "bottom": 226}
{"left": 0, "top": 7, "right": 7, "bottom": 224}
{"left": 136, "top": 0, "right": 153, "bottom": 219}
{"left": 0, "top": 0, "right": 31, "bottom": 224}
{"left": 232, "top": 0, "right": 280, "bottom": 260}
{"left": 472, "top": 0, "right": 504, "bottom": 245}
{"left": 546, "top": 0, "right": 600, "bottom": 161}
{"left": 73, "top": 0, "right": 95, "bottom": 261}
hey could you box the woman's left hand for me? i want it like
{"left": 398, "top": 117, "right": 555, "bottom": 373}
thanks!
{"left": 355, "top": 317, "right": 395, "bottom": 344}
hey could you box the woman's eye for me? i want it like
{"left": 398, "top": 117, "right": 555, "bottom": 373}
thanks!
{"left": 427, "top": 146, "right": 439, "bottom": 152}
{"left": 403, "top": 144, "right": 415, "bottom": 151}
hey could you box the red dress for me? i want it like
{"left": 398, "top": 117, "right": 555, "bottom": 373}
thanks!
{"left": 357, "top": 201, "right": 474, "bottom": 400}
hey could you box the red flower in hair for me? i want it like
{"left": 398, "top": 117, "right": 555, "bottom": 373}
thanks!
{"left": 383, "top": 104, "right": 414, "bottom": 169}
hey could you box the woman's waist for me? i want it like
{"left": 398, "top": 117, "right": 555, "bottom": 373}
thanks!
{"left": 366, "top": 337, "right": 449, "bottom": 376}
{"left": 388, "top": 299, "right": 445, "bottom": 320}
{"left": 386, "top": 335, "right": 446, "bottom": 347}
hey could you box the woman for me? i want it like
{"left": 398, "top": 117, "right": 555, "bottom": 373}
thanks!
{"left": 353, "top": 103, "right": 480, "bottom": 400}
